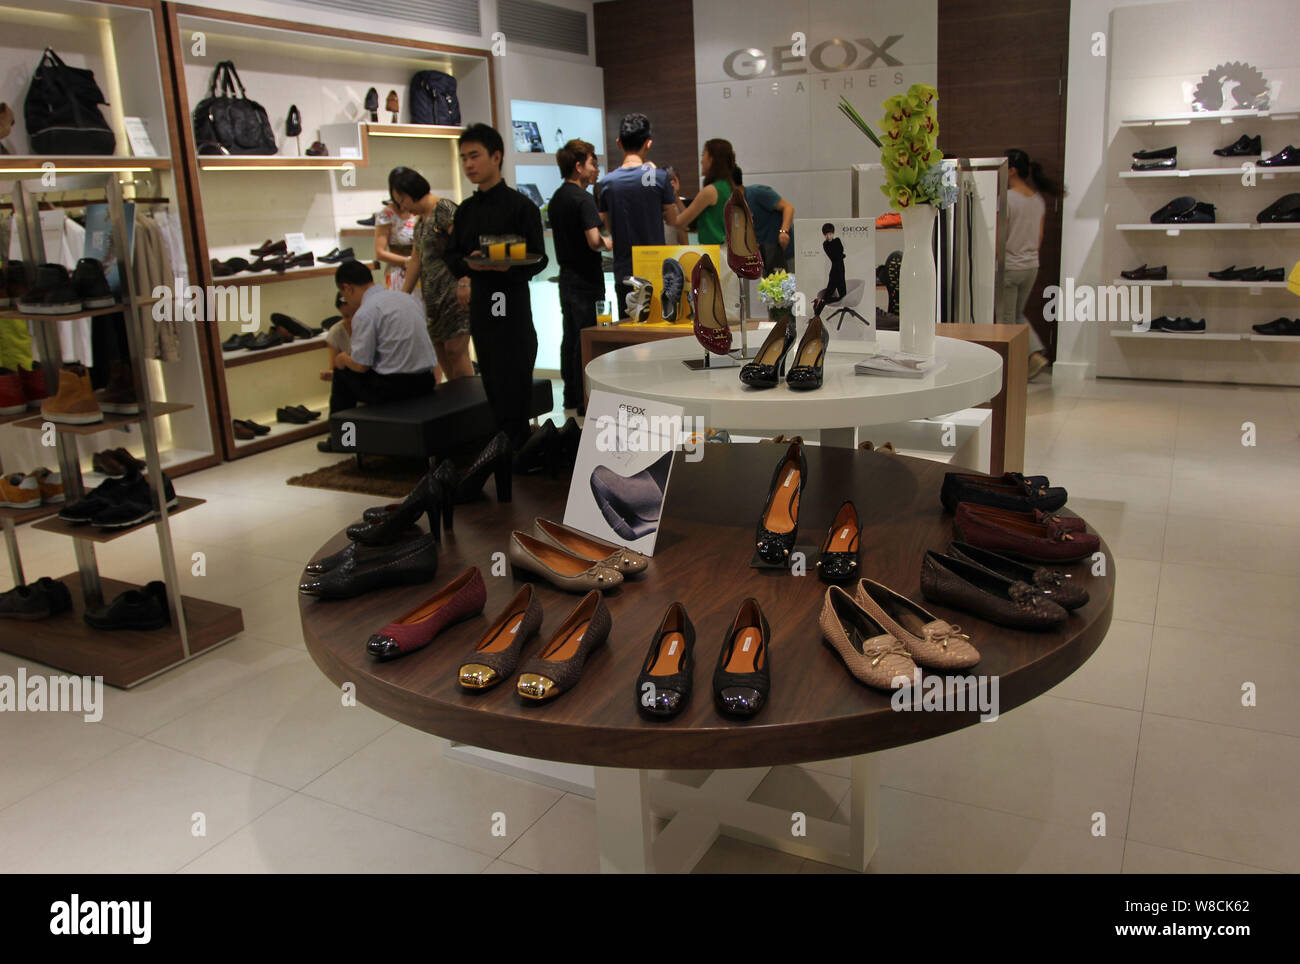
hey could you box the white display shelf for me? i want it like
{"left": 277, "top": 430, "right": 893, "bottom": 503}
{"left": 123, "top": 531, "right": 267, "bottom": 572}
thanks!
{"left": 1119, "top": 167, "right": 1300, "bottom": 178}
{"left": 1112, "top": 278, "right": 1287, "bottom": 289}
{"left": 1109, "top": 330, "right": 1242, "bottom": 340}
{"left": 1120, "top": 108, "right": 1299, "bottom": 126}
{"left": 1117, "top": 223, "right": 1299, "bottom": 231}
{"left": 1247, "top": 333, "right": 1300, "bottom": 342}
{"left": 231, "top": 398, "right": 331, "bottom": 449}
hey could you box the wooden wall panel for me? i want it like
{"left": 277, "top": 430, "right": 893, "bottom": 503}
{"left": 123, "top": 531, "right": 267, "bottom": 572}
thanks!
{"left": 593, "top": 0, "right": 699, "bottom": 194}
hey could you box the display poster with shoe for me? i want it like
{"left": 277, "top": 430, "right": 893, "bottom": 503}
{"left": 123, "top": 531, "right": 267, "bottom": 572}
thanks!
{"left": 794, "top": 218, "right": 876, "bottom": 343}
{"left": 563, "top": 389, "right": 683, "bottom": 557}
{"left": 629, "top": 244, "right": 720, "bottom": 325}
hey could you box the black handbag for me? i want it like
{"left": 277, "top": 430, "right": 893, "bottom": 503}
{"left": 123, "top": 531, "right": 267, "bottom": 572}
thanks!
{"left": 192, "top": 61, "right": 277, "bottom": 155}
{"left": 24, "top": 48, "right": 116, "bottom": 155}
{"left": 409, "top": 70, "right": 460, "bottom": 126}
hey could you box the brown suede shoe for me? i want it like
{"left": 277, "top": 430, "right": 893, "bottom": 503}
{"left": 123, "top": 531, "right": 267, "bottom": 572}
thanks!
{"left": 40, "top": 364, "right": 102, "bottom": 425}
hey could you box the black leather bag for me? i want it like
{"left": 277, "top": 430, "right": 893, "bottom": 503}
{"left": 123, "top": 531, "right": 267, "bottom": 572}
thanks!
{"left": 24, "top": 48, "right": 116, "bottom": 155}
{"left": 192, "top": 61, "right": 277, "bottom": 155}
{"left": 409, "top": 70, "right": 460, "bottom": 126}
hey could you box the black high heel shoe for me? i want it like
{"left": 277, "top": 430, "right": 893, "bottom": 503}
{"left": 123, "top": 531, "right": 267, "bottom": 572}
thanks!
{"left": 513, "top": 419, "right": 557, "bottom": 475}
{"left": 755, "top": 438, "right": 806, "bottom": 564}
{"left": 786, "top": 316, "right": 828, "bottom": 390}
{"left": 359, "top": 460, "right": 457, "bottom": 531}
{"left": 455, "top": 431, "right": 513, "bottom": 504}
{"left": 739, "top": 318, "right": 796, "bottom": 389}
{"left": 346, "top": 468, "right": 449, "bottom": 546}
{"left": 554, "top": 416, "right": 580, "bottom": 468}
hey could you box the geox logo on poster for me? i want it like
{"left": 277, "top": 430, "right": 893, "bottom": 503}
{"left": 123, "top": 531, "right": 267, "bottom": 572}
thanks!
{"left": 49, "top": 894, "right": 151, "bottom": 944}
{"left": 723, "top": 35, "right": 905, "bottom": 79}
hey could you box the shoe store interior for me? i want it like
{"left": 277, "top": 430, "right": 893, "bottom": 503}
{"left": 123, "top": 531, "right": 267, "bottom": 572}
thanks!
{"left": 0, "top": 0, "right": 1296, "bottom": 883}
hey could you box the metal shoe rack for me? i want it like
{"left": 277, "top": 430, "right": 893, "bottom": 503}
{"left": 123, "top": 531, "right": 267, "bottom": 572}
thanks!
{"left": 1, "top": 174, "right": 242, "bottom": 687}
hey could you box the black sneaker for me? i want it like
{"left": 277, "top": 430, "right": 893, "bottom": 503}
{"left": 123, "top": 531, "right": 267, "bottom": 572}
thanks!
{"left": 89, "top": 473, "right": 178, "bottom": 529}
{"left": 270, "top": 313, "right": 314, "bottom": 338}
{"left": 58, "top": 469, "right": 139, "bottom": 524}
{"left": 71, "top": 258, "right": 115, "bottom": 309}
{"left": 1252, "top": 317, "right": 1300, "bottom": 335}
{"left": 16, "top": 264, "right": 81, "bottom": 314}
{"left": 84, "top": 580, "right": 170, "bottom": 631}
{"left": 661, "top": 258, "right": 685, "bottom": 321}
{"left": 0, "top": 577, "right": 72, "bottom": 620}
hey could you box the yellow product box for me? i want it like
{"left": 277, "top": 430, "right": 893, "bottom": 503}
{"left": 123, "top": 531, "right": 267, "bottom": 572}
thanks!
{"left": 629, "top": 244, "right": 720, "bottom": 324}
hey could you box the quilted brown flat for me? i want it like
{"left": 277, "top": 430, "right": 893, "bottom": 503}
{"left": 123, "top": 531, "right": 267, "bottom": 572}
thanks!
{"left": 920, "top": 550, "right": 1067, "bottom": 631}
{"left": 517, "top": 591, "right": 611, "bottom": 701}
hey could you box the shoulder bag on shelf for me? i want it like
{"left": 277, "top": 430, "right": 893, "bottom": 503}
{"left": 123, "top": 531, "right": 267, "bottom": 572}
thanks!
{"left": 192, "top": 61, "right": 277, "bottom": 155}
{"left": 409, "top": 70, "right": 460, "bottom": 126}
{"left": 24, "top": 48, "right": 117, "bottom": 155}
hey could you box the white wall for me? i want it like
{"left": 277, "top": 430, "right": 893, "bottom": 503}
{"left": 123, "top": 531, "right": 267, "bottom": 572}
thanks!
{"left": 1057, "top": 0, "right": 1178, "bottom": 382}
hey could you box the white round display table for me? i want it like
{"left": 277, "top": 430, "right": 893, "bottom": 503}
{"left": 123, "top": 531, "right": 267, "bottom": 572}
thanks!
{"left": 584, "top": 329, "right": 1004, "bottom": 447}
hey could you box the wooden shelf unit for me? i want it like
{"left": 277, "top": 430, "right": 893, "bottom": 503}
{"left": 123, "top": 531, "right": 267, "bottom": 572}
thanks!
{"left": 33, "top": 496, "right": 205, "bottom": 543}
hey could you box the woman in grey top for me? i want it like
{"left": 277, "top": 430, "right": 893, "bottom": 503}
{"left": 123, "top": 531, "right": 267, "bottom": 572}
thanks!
{"left": 390, "top": 166, "right": 473, "bottom": 380}
{"left": 999, "top": 149, "right": 1061, "bottom": 379}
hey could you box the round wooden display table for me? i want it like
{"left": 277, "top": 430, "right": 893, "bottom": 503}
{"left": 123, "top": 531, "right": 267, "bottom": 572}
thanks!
{"left": 301, "top": 444, "right": 1114, "bottom": 872}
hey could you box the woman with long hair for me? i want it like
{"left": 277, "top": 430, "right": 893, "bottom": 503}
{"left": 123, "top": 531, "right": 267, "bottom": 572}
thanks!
{"left": 665, "top": 138, "right": 739, "bottom": 244}
{"left": 1000, "top": 148, "right": 1061, "bottom": 379}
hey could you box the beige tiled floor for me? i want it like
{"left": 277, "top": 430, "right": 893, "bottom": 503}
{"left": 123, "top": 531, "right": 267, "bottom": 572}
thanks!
{"left": 1, "top": 373, "right": 1297, "bottom": 873}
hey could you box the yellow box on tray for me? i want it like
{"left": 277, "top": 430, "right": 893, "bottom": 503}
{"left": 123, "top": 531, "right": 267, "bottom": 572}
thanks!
{"left": 488, "top": 242, "right": 508, "bottom": 261}
{"left": 508, "top": 242, "right": 526, "bottom": 259}
{"left": 629, "top": 244, "right": 720, "bottom": 323}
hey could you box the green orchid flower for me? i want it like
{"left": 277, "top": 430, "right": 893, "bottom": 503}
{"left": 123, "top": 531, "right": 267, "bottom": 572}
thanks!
{"left": 908, "top": 83, "right": 939, "bottom": 105}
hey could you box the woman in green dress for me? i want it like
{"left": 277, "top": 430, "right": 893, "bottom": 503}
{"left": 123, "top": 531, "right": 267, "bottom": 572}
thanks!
{"left": 665, "top": 138, "right": 738, "bottom": 243}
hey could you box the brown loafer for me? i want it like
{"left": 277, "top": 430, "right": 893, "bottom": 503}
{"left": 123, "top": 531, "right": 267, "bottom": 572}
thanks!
{"left": 920, "top": 550, "right": 1068, "bottom": 631}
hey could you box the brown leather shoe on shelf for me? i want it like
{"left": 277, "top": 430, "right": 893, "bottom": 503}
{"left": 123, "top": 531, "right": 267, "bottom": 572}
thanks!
{"left": 96, "top": 361, "right": 139, "bottom": 414}
{"left": 40, "top": 364, "right": 102, "bottom": 425}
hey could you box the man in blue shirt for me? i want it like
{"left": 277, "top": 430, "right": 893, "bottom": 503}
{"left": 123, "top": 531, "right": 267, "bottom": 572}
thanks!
{"left": 598, "top": 113, "right": 687, "bottom": 316}
{"left": 326, "top": 260, "right": 437, "bottom": 431}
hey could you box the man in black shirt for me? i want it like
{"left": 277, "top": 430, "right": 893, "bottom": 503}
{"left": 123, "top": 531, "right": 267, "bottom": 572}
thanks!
{"left": 444, "top": 123, "right": 549, "bottom": 446}
{"left": 549, "top": 139, "right": 611, "bottom": 415}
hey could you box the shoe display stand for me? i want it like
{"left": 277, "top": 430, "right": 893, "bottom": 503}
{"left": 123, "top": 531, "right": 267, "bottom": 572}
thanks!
{"left": 584, "top": 331, "right": 1003, "bottom": 451}
{"left": 163, "top": 5, "right": 495, "bottom": 460}
{"left": 1, "top": 175, "right": 241, "bottom": 688}
{"left": 0, "top": 0, "right": 223, "bottom": 479}
{"left": 1098, "top": 3, "right": 1300, "bottom": 385}
{"left": 299, "top": 444, "right": 1115, "bottom": 873}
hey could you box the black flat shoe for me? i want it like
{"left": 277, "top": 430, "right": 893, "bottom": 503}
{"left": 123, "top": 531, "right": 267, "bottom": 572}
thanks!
{"left": 948, "top": 540, "right": 1089, "bottom": 610}
{"left": 233, "top": 417, "right": 270, "bottom": 436}
{"left": 271, "top": 313, "right": 314, "bottom": 338}
{"left": 940, "top": 470, "right": 1068, "bottom": 514}
{"left": 250, "top": 254, "right": 288, "bottom": 273}
{"left": 1208, "top": 265, "right": 1239, "bottom": 280}
{"left": 319, "top": 247, "right": 353, "bottom": 264}
{"left": 299, "top": 532, "right": 438, "bottom": 600}
{"left": 1150, "top": 195, "right": 1214, "bottom": 224}
{"left": 250, "top": 239, "right": 287, "bottom": 258}
{"left": 1131, "top": 157, "right": 1176, "bottom": 171}
{"left": 636, "top": 602, "right": 694, "bottom": 719}
{"left": 1258, "top": 145, "right": 1300, "bottom": 167}
{"left": 1258, "top": 267, "right": 1285, "bottom": 282}
{"left": 365, "top": 86, "right": 379, "bottom": 122}
{"left": 554, "top": 416, "right": 580, "bottom": 468}
{"left": 455, "top": 431, "right": 512, "bottom": 503}
{"left": 289, "top": 404, "right": 320, "bottom": 420}
{"left": 221, "top": 333, "right": 253, "bottom": 351}
{"left": 1131, "top": 146, "right": 1175, "bottom": 160}
{"left": 211, "top": 257, "right": 251, "bottom": 277}
{"left": 1120, "top": 264, "right": 1167, "bottom": 280}
{"left": 816, "top": 500, "right": 860, "bottom": 584}
{"left": 84, "top": 580, "right": 169, "bottom": 631}
{"left": 1257, "top": 192, "right": 1300, "bottom": 223}
{"left": 276, "top": 406, "right": 312, "bottom": 424}
{"left": 1214, "top": 134, "right": 1261, "bottom": 156}
{"left": 346, "top": 467, "right": 452, "bottom": 545}
{"left": 739, "top": 317, "right": 796, "bottom": 389}
{"left": 786, "top": 316, "right": 828, "bottom": 390}
{"left": 589, "top": 452, "right": 671, "bottom": 540}
{"left": 513, "top": 419, "right": 558, "bottom": 475}
{"left": 713, "top": 598, "right": 770, "bottom": 719}
{"left": 755, "top": 438, "right": 805, "bottom": 563}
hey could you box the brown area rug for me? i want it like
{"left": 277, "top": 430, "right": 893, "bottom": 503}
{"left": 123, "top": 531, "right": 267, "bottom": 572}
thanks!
{"left": 286, "top": 456, "right": 426, "bottom": 498}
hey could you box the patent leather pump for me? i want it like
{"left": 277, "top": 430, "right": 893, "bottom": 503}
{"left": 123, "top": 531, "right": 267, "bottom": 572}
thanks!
{"left": 786, "top": 315, "right": 828, "bottom": 390}
{"left": 346, "top": 468, "right": 452, "bottom": 546}
{"left": 713, "top": 598, "right": 771, "bottom": 719}
{"left": 739, "top": 318, "right": 796, "bottom": 388}
{"left": 454, "top": 431, "right": 512, "bottom": 504}
{"left": 755, "top": 438, "right": 806, "bottom": 564}
{"left": 691, "top": 253, "right": 733, "bottom": 355}
{"left": 724, "top": 190, "right": 763, "bottom": 279}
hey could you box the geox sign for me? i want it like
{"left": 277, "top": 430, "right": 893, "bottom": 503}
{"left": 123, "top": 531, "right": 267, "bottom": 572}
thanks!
{"left": 723, "top": 35, "right": 904, "bottom": 79}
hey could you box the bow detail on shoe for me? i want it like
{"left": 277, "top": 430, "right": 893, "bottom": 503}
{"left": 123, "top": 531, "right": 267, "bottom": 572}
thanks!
{"left": 864, "top": 638, "right": 911, "bottom": 666}
{"left": 1034, "top": 568, "right": 1072, "bottom": 589}
{"left": 1009, "top": 581, "right": 1053, "bottom": 608}
{"left": 922, "top": 623, "right": 971, "bottom": 650}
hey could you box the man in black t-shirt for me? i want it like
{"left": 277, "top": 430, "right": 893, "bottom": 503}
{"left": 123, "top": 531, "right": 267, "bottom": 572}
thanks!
{"left": 444, "top": 123, "right": 549, "bottom": 445}
{"left": 549, "top": 139, "right": 611, "bottom": 414}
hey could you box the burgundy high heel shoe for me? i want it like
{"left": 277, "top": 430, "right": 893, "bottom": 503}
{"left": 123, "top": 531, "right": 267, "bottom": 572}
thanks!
{"left": 724, "top": 190, "right": 763, "bottom": 279}
{"left": 691, "top": 253, "right": 733, "bottom": 355}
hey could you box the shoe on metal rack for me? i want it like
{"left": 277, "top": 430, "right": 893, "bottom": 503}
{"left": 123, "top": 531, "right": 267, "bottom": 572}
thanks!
{"left": 17, "top": 264, "right": 81, "bottom": 315}
{"left": 71, "top": 258, "right": 115, "bottom": 309}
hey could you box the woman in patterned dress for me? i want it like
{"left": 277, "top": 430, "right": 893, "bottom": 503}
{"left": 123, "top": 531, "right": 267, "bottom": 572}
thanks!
{"left": 389, "top": 167, "right": 473, "bottom": 380}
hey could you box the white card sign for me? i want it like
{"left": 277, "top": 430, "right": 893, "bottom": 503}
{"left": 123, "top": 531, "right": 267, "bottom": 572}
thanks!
{"left": 122, "top": 117, "right": 158, "bottom": 157}
{"left": 794, "top": 217, "right": 876, "bottom": 343}
{"left": 283, "top": 232, "right": 309, "bottom": 256}
{"left": 562, "top": 390, "right": 686, "bottom": 557}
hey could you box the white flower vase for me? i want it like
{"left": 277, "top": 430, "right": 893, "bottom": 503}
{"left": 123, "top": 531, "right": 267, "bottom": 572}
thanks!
{"left": 899, "top": 203, "right": 938, "bottom": 357}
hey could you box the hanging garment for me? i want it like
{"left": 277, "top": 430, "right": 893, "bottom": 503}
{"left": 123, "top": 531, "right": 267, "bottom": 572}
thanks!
{"left": 133, "top": 214, "right": 179, "bottom": 361}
